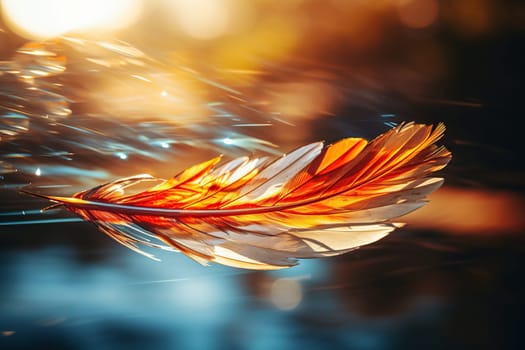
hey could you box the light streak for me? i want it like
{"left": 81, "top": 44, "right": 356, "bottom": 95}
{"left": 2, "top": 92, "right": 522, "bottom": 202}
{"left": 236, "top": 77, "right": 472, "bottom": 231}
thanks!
{"left": 0, "top": 217, "right": 83, "bottom": 226}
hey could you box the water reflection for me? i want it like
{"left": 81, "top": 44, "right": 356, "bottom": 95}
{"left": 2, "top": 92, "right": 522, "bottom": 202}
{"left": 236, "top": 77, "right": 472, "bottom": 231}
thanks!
{"left": 1, "top": 230, "right": 523, "bottom": 349}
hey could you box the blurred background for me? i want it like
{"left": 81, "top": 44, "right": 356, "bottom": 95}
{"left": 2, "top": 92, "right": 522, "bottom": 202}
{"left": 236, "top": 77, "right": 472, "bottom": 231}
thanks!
{"left": 1, "top": 1, "right": 524, "bottom": 349}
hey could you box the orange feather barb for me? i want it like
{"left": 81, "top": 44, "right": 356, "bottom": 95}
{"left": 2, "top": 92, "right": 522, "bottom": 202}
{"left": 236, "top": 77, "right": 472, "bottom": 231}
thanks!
{"left": 28, "top": 122, "right": 451, "bottom": 270}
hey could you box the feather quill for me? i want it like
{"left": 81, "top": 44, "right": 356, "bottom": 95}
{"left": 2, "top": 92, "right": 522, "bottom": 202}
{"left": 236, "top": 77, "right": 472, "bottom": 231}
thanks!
{"left": 29, "top": 122, "right": 451, "bottom": 269}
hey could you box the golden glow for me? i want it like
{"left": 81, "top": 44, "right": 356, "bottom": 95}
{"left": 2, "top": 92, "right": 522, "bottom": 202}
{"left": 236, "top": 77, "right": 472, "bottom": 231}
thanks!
{"left": 165, "top": 0, "right": 231, "bottom": 40}
{"left": 271, "top": 80, "right": 336, "bottom": 120}
{"left": 212, "top": 16, "right": 299, "bottom": 70}
{"left": 405, "top": 187, "right": 525, "bottom": 235}
{"left": 91, "top": 76, "right": 205, "bottom": 123}
{"left": 1, "top": 0, "right": 143, "bottom": 40}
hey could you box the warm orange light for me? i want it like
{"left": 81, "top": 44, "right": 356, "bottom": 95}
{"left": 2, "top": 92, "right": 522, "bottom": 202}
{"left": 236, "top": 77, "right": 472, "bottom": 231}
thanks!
{"left": 1, "top": 0, "right": 143, "bottom": 40}
{"left": 405, "top": 187, "right": 525, "bottom": 235}
{"left": 270, "top": 80, "right": 337, "bottom": 120}
{"left": 396, "top": 0, "right": 439, "bottom": 29}
{"left": 163, "top": 0, "right": 231, "bottom": 40}
{"left": 446, "top": 0, "right": 493, "bottom": 36}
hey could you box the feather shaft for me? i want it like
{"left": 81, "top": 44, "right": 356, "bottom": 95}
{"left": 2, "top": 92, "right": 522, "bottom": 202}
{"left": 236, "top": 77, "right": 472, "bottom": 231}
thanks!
{"left": 27, "top": 123, "right": 452, "bottom": 269}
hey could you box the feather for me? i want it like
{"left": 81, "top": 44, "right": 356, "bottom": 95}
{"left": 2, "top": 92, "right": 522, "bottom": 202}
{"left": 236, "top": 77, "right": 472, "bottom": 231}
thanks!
{"left": 28, "top": 122, "right": 451, "bottom": 269}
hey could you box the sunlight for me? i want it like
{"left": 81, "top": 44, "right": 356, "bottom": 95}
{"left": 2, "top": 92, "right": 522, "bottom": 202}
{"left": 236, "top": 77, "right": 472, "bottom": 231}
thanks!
{"left": 1, "top": 0, "right": 143, "bottom": 39}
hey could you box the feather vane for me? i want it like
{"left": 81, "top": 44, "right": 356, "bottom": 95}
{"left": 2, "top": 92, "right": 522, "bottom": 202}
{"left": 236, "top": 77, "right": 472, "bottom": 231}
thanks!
{"left": 34, "top": 122, "right": 451, "bottom": 269}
